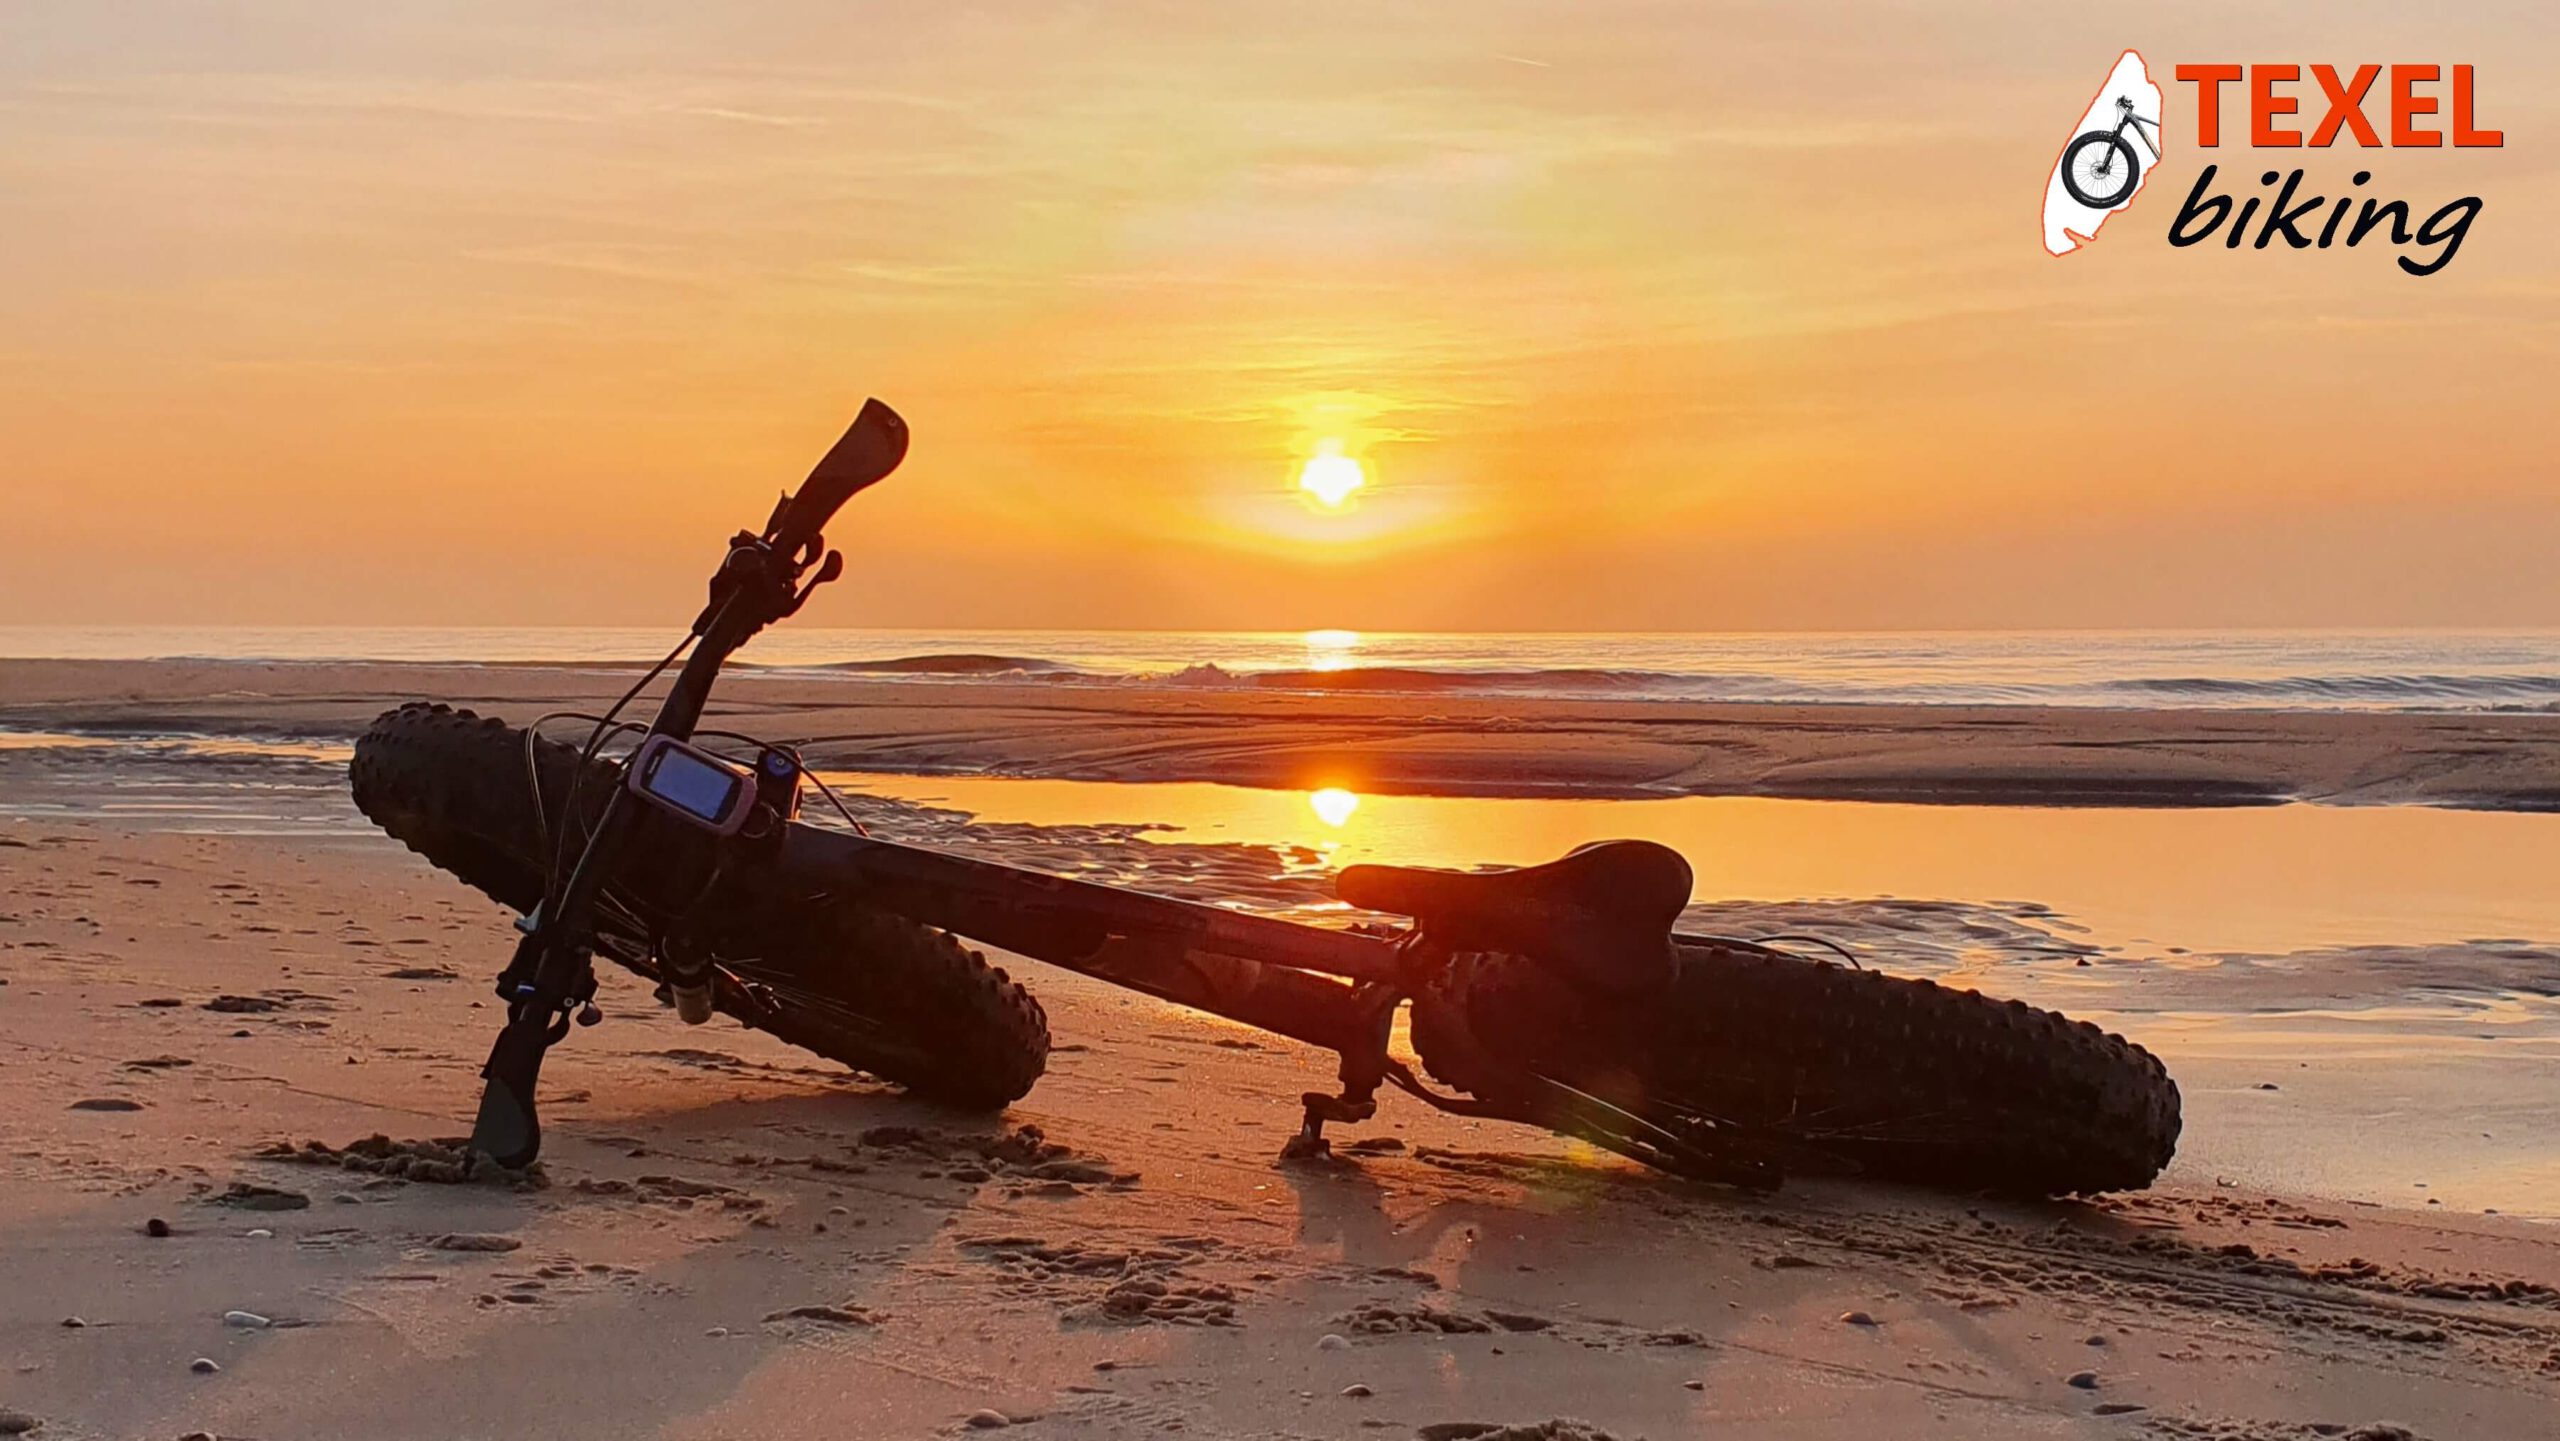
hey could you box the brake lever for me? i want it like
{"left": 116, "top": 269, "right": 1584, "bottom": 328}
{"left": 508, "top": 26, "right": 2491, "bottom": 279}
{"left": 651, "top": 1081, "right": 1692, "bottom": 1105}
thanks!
{"left": 782, "top": 549, "right": 844, "bottom": 619}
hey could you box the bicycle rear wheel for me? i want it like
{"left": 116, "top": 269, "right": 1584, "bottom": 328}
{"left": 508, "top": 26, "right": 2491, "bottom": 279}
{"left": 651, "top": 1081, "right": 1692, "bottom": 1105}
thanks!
{"left": 1411, "top": 943, "right": 2179, "bottom": 1196}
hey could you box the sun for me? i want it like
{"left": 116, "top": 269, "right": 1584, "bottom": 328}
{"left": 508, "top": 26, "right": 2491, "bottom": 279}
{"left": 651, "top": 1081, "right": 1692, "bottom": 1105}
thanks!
{"left": 1296, "top": 441, "right": 1366, "bottom": 509}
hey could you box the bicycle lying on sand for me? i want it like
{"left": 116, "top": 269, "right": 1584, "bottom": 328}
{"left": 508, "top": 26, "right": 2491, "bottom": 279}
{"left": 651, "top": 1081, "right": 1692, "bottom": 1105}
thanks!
{"left": 349, "top": 400, "right": 2180, "bottom": 1194}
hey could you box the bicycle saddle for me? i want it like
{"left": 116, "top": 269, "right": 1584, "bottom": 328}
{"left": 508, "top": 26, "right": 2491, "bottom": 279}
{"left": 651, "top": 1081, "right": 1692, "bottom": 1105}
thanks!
{"left": 1338, "top": 839, "right": 1691, "bottom": 997}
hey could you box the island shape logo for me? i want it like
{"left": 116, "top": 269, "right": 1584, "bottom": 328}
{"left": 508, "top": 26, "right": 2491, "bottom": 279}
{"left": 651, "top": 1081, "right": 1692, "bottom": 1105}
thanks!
{"left": 2045, "top": 50, "right": 2165, "bottom": 255}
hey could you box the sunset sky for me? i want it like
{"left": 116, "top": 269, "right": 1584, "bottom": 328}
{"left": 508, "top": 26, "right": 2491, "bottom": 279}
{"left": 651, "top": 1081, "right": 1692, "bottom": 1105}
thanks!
{"left": 4, "top": 3, "right": 2554, "bottom": 631}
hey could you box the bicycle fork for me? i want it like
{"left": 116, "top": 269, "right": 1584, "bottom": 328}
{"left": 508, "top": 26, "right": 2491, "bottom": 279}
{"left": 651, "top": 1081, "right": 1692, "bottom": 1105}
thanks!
{"left": 471, "top": 789, "right": 637, "bottom": 1167}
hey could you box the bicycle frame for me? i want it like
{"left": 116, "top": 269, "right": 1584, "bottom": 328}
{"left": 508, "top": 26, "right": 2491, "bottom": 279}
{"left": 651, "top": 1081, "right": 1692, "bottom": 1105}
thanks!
{"left": 768, "top": 823, "right": 1753, "bottom": 1177}
{"left": 781, "top": 818, "right": 1403, "bottom": 1065}
{"left": 2116, "top": 100, "right": 2161, "bottom": 159}
{"left": 470, "top": 397, "right": 1755, "bottom": 1184}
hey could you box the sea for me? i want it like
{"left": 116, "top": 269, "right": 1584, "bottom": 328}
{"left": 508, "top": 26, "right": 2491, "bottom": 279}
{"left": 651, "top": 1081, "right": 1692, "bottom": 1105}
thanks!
{"left": 5, "top": 626, "right": 2560, "bottom": 711}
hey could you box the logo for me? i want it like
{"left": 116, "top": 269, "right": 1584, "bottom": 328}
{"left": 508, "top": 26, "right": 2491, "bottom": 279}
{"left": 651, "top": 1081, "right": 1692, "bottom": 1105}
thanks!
{"left": 2046, "top": 60, "right": 2501, "bottom": 275}
{"left": 2043, "top": 51, "right": 2164, "bottom": 256}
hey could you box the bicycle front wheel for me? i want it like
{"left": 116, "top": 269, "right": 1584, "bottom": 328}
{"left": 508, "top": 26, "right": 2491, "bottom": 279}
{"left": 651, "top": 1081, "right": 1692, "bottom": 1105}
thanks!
{"left": 350, "top": 702, "right": 1050, "bottom": 1109}
{"left": 2061, "top": 131, "right": 2140, "bottom": 208}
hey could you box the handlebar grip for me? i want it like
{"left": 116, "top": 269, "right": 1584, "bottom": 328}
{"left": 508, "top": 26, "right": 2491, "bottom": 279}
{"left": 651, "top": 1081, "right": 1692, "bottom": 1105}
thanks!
{"left": 770, "top": 398, "right": 908, "bottom": 551}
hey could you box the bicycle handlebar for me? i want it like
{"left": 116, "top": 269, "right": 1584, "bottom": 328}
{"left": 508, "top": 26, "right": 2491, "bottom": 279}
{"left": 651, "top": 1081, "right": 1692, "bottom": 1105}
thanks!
{"left": 768, "top": 398, "right": 909, "bottom": 553}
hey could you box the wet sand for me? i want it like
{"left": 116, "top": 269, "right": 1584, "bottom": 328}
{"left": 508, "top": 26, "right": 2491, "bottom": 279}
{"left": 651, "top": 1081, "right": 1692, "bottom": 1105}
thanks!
{"left": 5, "top": 819, "right": 2558, "bottom": 1440}
{"left": 6, "top": 656, "right": 2560, "bottom": 808}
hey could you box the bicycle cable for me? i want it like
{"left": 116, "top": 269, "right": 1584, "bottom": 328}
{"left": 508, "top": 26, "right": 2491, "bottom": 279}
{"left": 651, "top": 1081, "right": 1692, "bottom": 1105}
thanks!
{"left": 538, "top": 634, "right": 693, "bottom": 912}
{"left": 794, "top": 767, "right": 872, "bottom": 839}
{"left": 1692, "top": 931, "right": 1863, "bottom": 970}
{"left": 522, "top": 711, "right": 641, "bottom": 854}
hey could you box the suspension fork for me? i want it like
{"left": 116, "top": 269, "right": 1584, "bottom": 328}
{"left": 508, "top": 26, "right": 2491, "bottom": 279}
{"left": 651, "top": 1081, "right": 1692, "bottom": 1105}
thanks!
{"left": 469, "top": 545, "right": 803, "bottom": 1167}
{"left": 469, "top": 788, "right": 637, "bottom": 1166}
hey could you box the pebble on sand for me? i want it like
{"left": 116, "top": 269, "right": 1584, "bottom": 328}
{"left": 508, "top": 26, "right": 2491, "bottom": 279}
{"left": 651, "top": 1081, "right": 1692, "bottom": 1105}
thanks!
{"left": 963, "top": 1410, "right": 1012, "bottom": 1430}
{"left": 1839, "top": 1310, "right": 1878, "bottom": 1327}
{"left": 0, "top": 1409, "right": 40, "bottom": 1436}
{"left": 2066, "top": 1370, "right": 2100, "bottom": 1389}
{"left": 209, "top": 1181, "right": 310, "bottom": 1212}
{"left": 145, "top": 1217, "right": 172, "bottom": 1237}
{"left": 60, "top": 1316, "right": 86, "bottom": 1328}
{"left": 189, "top": 1357, "right": 222, "bottom": 1374}
{"left": 1316, "top": 1333, "right": 1351, "bottom": 1350}
{"left": 1340, "top": 1384, "right": 1374, "bottom": 1398}
{"left": 431, "top": 1232, "right": 523, "bottom": 1252}
{"left": 223, "top": 1309, "right": 273, "bottom": 1329}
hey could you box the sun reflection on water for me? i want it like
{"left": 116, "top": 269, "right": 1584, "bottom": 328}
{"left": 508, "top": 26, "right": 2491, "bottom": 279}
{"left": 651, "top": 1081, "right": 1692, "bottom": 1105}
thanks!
{"left": 1302, "top": 628, "right": 1361, "bottom": 672}
{"left": 1307, "top": 787, "right": 1361, "bottom": 828}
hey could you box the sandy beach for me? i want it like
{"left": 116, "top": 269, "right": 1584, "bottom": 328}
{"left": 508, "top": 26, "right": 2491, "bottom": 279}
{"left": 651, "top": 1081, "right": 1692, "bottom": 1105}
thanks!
{"left": 4, "top": 664, "right": 2558, "bottom": 1439}
{"left": 5, "top": 819, "right": 2559, "bottom": 1441}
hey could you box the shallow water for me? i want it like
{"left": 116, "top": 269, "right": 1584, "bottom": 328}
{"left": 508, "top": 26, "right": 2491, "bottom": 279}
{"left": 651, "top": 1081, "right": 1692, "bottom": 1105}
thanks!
{"left": 833, "top": 772, "right": 2560, "bottom": 958}
{"left": 4, "top": 723, "right": 2553, "bottom": 956}
{"left": 0, "top": 731, "right": 364, "bottom": 835}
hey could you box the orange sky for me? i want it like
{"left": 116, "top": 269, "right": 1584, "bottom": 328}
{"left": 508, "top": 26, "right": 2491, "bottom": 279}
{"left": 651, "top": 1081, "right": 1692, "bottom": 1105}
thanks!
{"left": 3, "top": 4, "right": 2555, "bottom": 631}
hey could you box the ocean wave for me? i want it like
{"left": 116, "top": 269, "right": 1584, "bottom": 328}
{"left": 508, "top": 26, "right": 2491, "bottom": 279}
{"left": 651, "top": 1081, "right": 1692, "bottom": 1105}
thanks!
{"left": 2104, "top": 673, "right": 2560, "bottom": 703}
{"left": 1153, "top": 662, "right": 1719, "bottom": 695}
{"left": 753, "top": 653, "right": 2560, "bottom": 710}
{"left": 1146, "top": 664, "right": 2560, "bottom": 708}
{"left": 797, "top": 653, "right": 1077, "bottom": 677}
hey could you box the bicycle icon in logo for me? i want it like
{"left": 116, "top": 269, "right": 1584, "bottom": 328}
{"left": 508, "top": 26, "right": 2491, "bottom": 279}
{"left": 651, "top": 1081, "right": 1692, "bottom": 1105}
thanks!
{"left": 2043, "top": 50, "right": 2166, "bottom": 255}
{"left": 2061, "top": 95, "right": 2162, "bottom": 209}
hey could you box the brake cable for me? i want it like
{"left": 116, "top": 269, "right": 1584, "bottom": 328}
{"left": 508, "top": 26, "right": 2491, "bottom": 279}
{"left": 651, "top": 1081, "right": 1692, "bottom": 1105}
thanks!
{"left": 685, "top": 729, "right": 870, "bottom": 840}
{"left": 1687, "top": 931, "right": 1864, "bottom": 970}
{"left": 522, "top": 711, "right": 641, "bottom": 855}
{"left": 534, "top": 635, "right": 694, "bottom": 910}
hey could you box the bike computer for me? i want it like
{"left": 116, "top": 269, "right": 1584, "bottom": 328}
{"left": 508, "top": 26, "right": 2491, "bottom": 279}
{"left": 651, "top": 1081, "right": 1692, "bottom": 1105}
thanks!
{"left": 627, "top": 735, "right": 756, "bottom": 836}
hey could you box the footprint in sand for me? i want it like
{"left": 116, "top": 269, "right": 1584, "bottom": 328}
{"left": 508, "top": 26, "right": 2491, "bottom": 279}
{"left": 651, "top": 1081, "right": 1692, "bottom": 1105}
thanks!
{"left": 956, "top": 1234, "right": 1243, "bottom": 1326}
